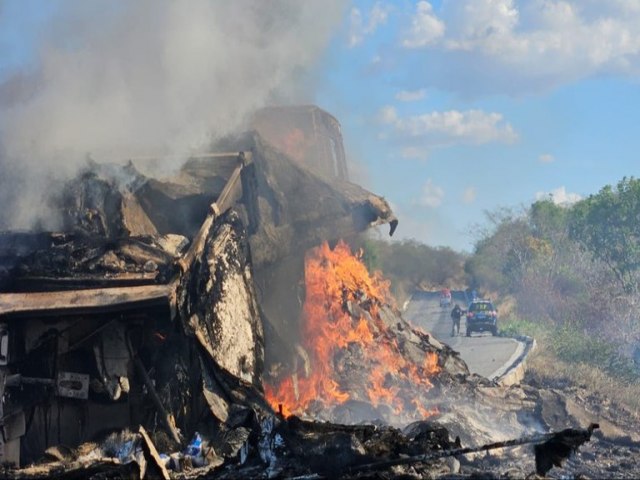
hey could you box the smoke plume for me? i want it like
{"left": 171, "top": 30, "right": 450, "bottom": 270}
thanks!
{"left": 0, "top": 0, "right": 347, "bottom": 229}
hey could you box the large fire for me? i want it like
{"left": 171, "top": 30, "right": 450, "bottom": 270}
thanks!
{"left": 264, "top": 240, "right": 439, "bottom": 421}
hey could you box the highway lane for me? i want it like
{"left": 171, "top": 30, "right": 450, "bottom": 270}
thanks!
{"left": 404, "top": 290, "right": 523, "bottom": 379}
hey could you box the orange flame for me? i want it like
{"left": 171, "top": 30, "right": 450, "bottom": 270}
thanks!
{"left": 264, "top": 240, "right": 439, "bottom": 421}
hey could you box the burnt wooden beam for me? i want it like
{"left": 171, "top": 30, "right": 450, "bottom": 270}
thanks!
{"left": 0, "top": 284, "right": 176, "bottom": 319}
{"left": 138, "top": 426, "right": 171, "bottom": 480}
{"left": 11, "top": 273, "right": 159, "bottom": 291}
{"left": 177, "top": 152, "right": 251, "bottom": 274}
{"left": 134, "top": 357, "right": 184, "bottom": 446}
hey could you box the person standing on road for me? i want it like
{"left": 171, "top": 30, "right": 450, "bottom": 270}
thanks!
{"left": 450, "top": 304, "right": 463, "bottom": 337}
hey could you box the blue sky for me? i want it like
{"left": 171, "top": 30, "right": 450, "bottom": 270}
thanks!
{"left": 2, "top": 1, "right": 640, "bottom": 251}
{"left": 315, "top": 0, "right": 640, "bottom": 250}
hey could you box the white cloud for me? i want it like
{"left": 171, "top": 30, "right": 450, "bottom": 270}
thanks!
{"left": 349, "top": 8, "right": 365, "bottom": 47}
{"left": 539, "top": 153, "right": 554, "bottom": 163}
{"left": 395, "top": 88, "right": 427, "bottom": 101}
{"left": 419, "top": 179, "right": 445, "bottom": 207}
{"left": 378, "top": 105, "right": 398, "bottom": 124}
{"left": 349, "top": 2, "right": 391, "bottom": 47}
{"left": 401, "top": 146, "right": 429, "bottom": 159}
{"left": 399, "top": 0, "right": 640, "bottom": 94}
{"left": 462, "top": 186, "right": 477, "bottom": 204}
{"left": 535, "top": 186, "right": 582, "bottom": 205}
{"left": 443, "top": 0, "right": 519, "bottom": 51}
{"left": 379, "top": 106, "right": 518, "bottom": 147}
{"left": 402, "top": 1, "right": 445, "bottom": 48}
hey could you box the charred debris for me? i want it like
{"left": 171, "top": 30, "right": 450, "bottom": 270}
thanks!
{"left": 0, "top": 106, "right": 596, "bottom": 478}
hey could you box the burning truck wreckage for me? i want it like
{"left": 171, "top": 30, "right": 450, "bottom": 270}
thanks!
{"left": 0, "top": 106, "right": 606, "bottom": 479}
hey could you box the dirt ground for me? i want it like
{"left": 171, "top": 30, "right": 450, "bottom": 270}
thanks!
{"left": 460, "top": 374, "right": 640, "bottom": 479}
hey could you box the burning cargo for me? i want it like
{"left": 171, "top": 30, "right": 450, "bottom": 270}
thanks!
{"left": 0, "top": 106, "right": 403, "bottom": 469}
{"left": 0, "top": 107, "right": 599, "bottom": 479}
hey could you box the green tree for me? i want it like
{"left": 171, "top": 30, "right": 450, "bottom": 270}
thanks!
{"left": 360, "top": 237, "right": 381, "bottom": 273}
{"left": 530, "top": 199, "right": 567, "bottom": 240}
{"left": 357, "top": 236, "right": 467, "bottom": 301}
{"left": 569, "top": 177, "right": 640, "bottom": 293}
{"left": 465, "top": 208, "right": 532, "bottom": 293}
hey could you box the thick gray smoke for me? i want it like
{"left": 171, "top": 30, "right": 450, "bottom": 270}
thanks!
{"left": 0, "top": 0, "right": 347, "bottom": 229}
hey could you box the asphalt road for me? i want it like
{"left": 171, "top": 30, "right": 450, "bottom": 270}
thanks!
{"left": 404, "top": 291, "right": 523, "bottom": 379}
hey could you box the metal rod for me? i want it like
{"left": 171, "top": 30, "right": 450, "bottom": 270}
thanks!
{"left": 347, "top": 424, "right": 599, "bottom": 475}
{"left": 6, "top": 374, "right": 55, "bottom": 387}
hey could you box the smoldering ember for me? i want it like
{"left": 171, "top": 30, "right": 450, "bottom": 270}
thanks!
{"left": 0, "top": 106, "right": 635, "bottom": 480}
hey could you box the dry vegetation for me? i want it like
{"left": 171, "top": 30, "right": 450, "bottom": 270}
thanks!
{"left": 468, "top": 180, "right": 640, "bottom": 414}
{"left": 501, "top": 314, "right": 640, "bottom": 416}
{"left": 367, "top": 177, "right": 640, "bottom": 415}
{"left": 528, "top": 350, "right": 640, "bottom": 416}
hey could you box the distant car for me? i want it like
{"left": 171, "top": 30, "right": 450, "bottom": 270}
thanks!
{"left": 440, "top": 290, "right": 452, "bottom": 308}
{"left": 465, "top": 299, "right": 498, "bottom": 336}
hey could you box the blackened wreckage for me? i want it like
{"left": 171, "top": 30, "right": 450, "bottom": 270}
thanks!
{"left": 0, "top": 106, "right": 399, "bottom": 469}
{"left": 0, "top": 106, "right": 598, "bottom": 479}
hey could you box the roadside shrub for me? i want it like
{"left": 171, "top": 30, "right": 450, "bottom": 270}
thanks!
{"left": 503, "top": 317, "right": 640, "bottom": 384}
{"left": 499, "top": 315, "right": 547, "bottom": 339}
